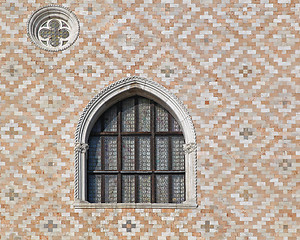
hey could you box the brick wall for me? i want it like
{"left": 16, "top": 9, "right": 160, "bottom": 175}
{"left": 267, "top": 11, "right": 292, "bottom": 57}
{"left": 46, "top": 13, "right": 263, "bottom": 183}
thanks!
{"left": 0, "top": 0, "right": 298, "bottom": 239}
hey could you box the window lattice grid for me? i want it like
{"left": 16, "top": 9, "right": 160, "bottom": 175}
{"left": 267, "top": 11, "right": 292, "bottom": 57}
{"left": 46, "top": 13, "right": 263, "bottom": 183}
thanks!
{"left": 87, "top": 96, "right": 185, "bottom": 204}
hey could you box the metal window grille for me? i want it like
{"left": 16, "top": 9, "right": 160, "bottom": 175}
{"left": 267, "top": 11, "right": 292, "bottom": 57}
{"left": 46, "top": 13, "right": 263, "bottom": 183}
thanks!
{"left": 87, "top": 96, "right": 185, "bottom": 203}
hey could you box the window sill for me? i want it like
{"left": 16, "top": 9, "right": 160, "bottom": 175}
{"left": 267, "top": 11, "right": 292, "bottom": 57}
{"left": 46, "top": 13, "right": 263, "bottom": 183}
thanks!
{"left": 74, "top": 200, "right": 197, "bottom": 209}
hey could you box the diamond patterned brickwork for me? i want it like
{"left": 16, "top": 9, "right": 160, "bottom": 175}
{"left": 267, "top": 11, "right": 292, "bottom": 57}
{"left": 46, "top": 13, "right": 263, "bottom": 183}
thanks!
{"left": 0, "top": 0, "right": 299, "bottom": 239}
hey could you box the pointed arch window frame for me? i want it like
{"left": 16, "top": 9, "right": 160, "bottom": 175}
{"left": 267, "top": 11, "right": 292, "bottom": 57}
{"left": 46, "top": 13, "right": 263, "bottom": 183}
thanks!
{"left": 74, "top": 77, "right": 197, "bottom": 208}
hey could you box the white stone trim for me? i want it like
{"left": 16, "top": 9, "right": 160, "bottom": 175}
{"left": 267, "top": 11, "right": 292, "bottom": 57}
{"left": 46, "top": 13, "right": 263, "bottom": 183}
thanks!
{"left": 74, "top": 76, "right": 197, "bottom": 207}
{"left": 74, "top": 201, "right": 197, "bottom": 209}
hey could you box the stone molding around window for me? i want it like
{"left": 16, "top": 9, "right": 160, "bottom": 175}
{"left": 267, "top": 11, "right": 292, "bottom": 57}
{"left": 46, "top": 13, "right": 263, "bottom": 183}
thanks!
{"left": 74, "top": 76, "right": 197, "bottom": 208}
{"left": 27, "top": 5, "right": 80, "bottom": 52}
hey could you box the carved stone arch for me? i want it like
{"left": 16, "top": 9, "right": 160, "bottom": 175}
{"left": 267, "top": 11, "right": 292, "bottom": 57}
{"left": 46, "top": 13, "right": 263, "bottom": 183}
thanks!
{"left": 74, "top": 76, "right": 197, "bottom": 208}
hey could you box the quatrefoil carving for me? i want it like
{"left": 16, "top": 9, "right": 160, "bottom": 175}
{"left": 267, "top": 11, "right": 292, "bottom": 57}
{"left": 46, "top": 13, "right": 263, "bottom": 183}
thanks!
{"left": 27, "top": 5, "right": 79, "bottom": 51}
{"left": 39, "top": 19, "right": 70, "bottom": 47}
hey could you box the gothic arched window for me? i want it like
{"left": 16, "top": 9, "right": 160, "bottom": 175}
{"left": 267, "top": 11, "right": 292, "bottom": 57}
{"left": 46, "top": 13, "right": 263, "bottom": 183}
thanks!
{"left": 87, "top": 96, "right": 185, "bottom": 204}
{"left": 74, "top": 77, "right": 197, "bottom": 208}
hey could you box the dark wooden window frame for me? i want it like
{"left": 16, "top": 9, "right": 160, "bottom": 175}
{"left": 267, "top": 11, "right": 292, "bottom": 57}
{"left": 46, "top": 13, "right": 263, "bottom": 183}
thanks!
{"left": 87, "top": 96, "right": 185, "bottom": 204}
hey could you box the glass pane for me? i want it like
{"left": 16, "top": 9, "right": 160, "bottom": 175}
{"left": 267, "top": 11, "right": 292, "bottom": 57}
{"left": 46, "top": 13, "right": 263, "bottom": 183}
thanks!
{"left": 122, "top": 98, "right": 135, "bottom": 132}
{"left": 88, "top": 175, "right": 101, "bottom": 203}
{"left": 91, "top": 119, "right": 101, "bottom": 133}
{"left": 138, "top": 97, "right": 150, "bottom": 132}
{"left": 88, "top": 136, "right": 101, "bottom": 171}
{"left": 122, "top": 137, "right": 135, "bottom": 170}
{"left": 156, "top": 175, "right": 169, "bottom": 203}
{"left": 122, "top": 175, "right": 135, "bottom": 203}
{"left": 105, "top": 175, "right": 117, "bottom": 203}
{"left": 155, "top": 105, "right": 168, "bottom": 132}
{"left": 138, "top": 175, "right": 151, "bottom": 203}
{"left": 138, "top": 137, "right": 151, "bottom": 170}
{"left": 104, "top": 136, "right": 117, "bottom": 170}
{"left": 172, "top": 175, "right": 185, "bottom": 203}
{"left": 171, "top": 136, "right": 185, "bottom": 170}
{"left": 156, "top": 137, "right": 169, "bottom": 170}
{"left": 171, "top": 116, "right": 181, "bottom": 132}
{"left": 103, "top": 105, "right": 117, "bottom": 132}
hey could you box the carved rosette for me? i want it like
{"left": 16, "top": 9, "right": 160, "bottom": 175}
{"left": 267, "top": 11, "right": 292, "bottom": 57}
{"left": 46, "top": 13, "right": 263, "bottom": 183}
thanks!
{"left": 27, "top": 5, "right": 80, "bottom": 51}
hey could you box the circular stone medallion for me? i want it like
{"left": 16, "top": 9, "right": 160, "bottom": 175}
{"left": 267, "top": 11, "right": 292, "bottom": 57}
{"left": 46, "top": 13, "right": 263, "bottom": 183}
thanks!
{"left": 27, "top": 5, "right": 80, "bottom": 51}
